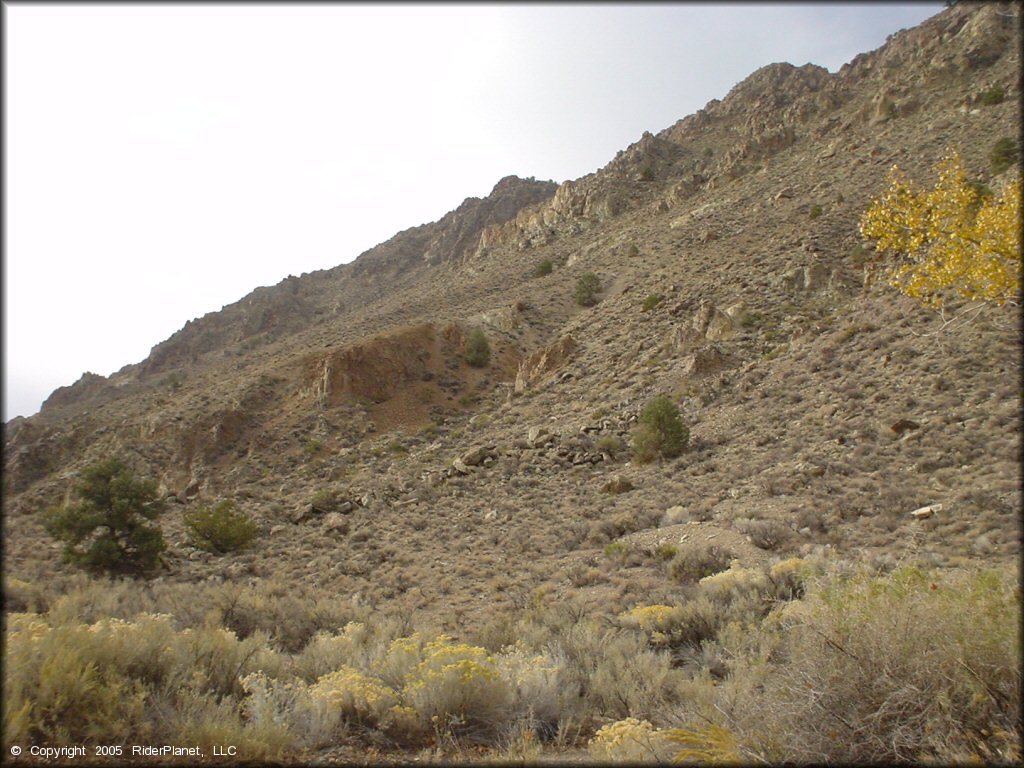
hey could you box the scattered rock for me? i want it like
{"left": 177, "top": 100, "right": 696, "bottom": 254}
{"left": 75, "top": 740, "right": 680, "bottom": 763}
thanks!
{"left": 680, "top": 344, "right": 738, "bottom": 377}
{"left": 226, "top": 562, "right": 248, "bottom": 579}
{"left": 527, "top": 426, "right": 555, "bottom": 448}
{"left": 452, "top": 458, "right": 472, "bottom": 475}
{"left": 462, "top": 445, "right": 497, "bottom": 466}
{"left": 890, "top": 419, "right": 921, "bottom": 436}
{"left": 602, "top": 475, "right": 635, "bottom": 494}
{"left": 323, "top": 513, "right": 350, "bottom": 533}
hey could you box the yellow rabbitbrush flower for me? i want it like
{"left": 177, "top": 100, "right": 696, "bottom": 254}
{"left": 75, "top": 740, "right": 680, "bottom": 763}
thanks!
{"left": 309, "top": 665, "right": 398, "bottom": 725}
{"left": 619, "top": 604, "right": 678, "bottom": 633}
{"left": 589, "top": 717, "right": 742, "bottom": 764}
{"left": 401, "top": 638, "right": 509, "bottom": 729}
{"left": 589, "top": 717, "right": 667, "bottom": 762}
{"left": 860, "top": 150, "right": 1021, "bottom": 308}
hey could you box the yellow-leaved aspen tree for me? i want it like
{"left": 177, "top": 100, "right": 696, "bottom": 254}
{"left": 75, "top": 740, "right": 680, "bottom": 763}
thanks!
{"left": 859, "top": 150, "right": 1021, "bottom": 308}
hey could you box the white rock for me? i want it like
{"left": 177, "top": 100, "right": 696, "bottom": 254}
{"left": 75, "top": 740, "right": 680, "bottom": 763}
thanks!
{"left": 910, "top": 503, "right": 943, "bottom": 520}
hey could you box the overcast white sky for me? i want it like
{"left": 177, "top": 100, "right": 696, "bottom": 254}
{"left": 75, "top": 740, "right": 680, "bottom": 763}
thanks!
{"left": 4, "top": 2, "right": 944, "bottom": 420}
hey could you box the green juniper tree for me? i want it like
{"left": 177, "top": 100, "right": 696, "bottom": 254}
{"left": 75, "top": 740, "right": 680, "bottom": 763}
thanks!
{"left": 44, "top": 457, "right": 165, "bottom": 575}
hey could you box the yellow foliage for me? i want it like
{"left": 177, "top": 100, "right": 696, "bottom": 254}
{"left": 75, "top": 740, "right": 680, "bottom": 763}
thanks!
{"left": 860, "top": 150, "right": 1021, "bottom": 307}
{"left": 589, "top": 717, "right": 741, "bottom": 763}
{"left": 399, "top": 637, "right": 510, "bottom": 731}
{"left": 589, "top": 717, "right": 672, "bottom": 762}
{"left": 663, "top": 724, "right": 741, "bottom": 764}
{"left": 309, "top": 666, "right": 399, "bottom": 725}
{"left": 619, "top": 604, "right": 678, "bottom": 632}
{"left": 699, "top": 562, "right": 768, "bottom": 601}
{"left": 769, "top": 558, "right": 805, "bottom": 579}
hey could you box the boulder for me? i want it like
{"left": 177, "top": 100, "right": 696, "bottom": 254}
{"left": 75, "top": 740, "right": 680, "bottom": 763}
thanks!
{"left": 680, "top": 344, "right": 738, "bottom": 377}
{"left": 910, "top": 503, "right": 943, "bottom": 520}
{"left": 803, "top": 263, "right": 828, "bottom": 292}
{"left": 890, "top": 419, "right": 921, "bottom": 436}
{"left": 527, "top": 426, "right": 551, "bottom": 448}
{"left": 781, "top": 267, "right": 805, "bottom": 292}
{"left": 462, "top": 445, "right": 497, "bottom": 467}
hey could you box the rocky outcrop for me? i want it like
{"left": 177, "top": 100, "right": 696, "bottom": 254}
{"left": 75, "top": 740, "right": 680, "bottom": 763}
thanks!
{"left": 309, "top": 324, "right": 440, "bottom": 407}
{"left": 514, "top": 335, "right": 577, "bottom": 393}
{"left": 673, "top": 301, "right": 741, "bottom": 352}
{"left": 420, "top": 176, "right": 558, "bottom": 266}
{"left": 468, "top": 303, "right": 524, "bottom": 333}
{"left": 680, "top": 345, "right": 739, "bottom": 377}
{"left": 354, "top": 176, "right": 557, "bottom": 276}
{"left": 40, "top": 372, "right": 111, "bottom": 413}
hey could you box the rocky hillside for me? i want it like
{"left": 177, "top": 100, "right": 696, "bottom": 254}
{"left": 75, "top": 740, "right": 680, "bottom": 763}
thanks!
{"left": 4, "top": 2, "right": 1020, "bottom": 633}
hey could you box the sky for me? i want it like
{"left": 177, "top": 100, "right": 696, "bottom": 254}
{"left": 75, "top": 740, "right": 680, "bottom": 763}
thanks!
{"left": 4, "top": 2, "right": 945, "bottom": 420}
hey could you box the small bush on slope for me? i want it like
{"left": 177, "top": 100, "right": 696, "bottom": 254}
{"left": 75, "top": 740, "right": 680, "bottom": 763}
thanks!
{"left": 184, "top": 499, "right": 258, "bottom": 553}
{"left": 633, "top": 394, "right": 689, "bottom": 462}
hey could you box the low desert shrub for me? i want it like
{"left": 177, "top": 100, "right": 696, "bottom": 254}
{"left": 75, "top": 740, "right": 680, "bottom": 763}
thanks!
{"left": 990, "top": 136, "right": 1019, "bottom": 175}
{"left": 589, "top": 717, "right": 740, "bottom": 763}
{"left": 641, "top": 293, "right": 664, "bottom": 312}
{"left": 575, "top": 272, "right": 602, "bottom": 307}
{"left": 4, "top": 577, "right": 49, "bottom": 613}
{"left": 184, "top": 499, "right": 258, "bottom": 553}
{"left": 533, "top": 257, "right": 553, "bottom": 277}
{"left": 980, "top": 85, "right": 1006, "bottom": 106}
{"left": 632, "top": 395, "right": 689, "bottom": 463}
{"left": 464, "top": 328, "right": 491, "bottom": 368}
{"left": 205, "top": 579, "right": 363, "bottom": 653}
{"left": 734, "top": 518, "right": 791, "bottom": 550}
{"left": 668, "top": 543, "right": 733, "bottom": 582}
{"left": 241, "top": 672, "right": 336, "bottom": 749}
{"left": 719, "top": 564, "right": 1021, "bottom": 763}
{"left": 618, "top": 599, "right": 726, "bottom": 654}
{"left": 363, "top": 632, "right": 563, "bottom": 743}
{"left": 4, "top": 614, "right": 149, "bottom": 745}
{"left": 293, "top": 622, "right": 375, "bottom": 682}
{"left": 588, "top": 717, "right": 676, "bottom": 762}
{"left": 661, "top": 505, "right": 689, "bottom": 526}
{"left": 654, "top": 544, "right": 677, "bottom": 561}
{"left": 3, "top": 611, "right": 280, "bottom": 751}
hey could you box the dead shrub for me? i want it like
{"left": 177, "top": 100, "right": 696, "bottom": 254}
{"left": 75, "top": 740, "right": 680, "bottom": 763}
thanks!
{"left": 668, "top": 544, "right": 734, "bottom": 582}
{"left": 734, "top": 518, "right": 791, "bottom": 550}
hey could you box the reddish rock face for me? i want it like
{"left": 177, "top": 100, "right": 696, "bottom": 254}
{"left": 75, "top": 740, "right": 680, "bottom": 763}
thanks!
{"left": 514, "top": 335, "right": 576, "bottom": 393}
